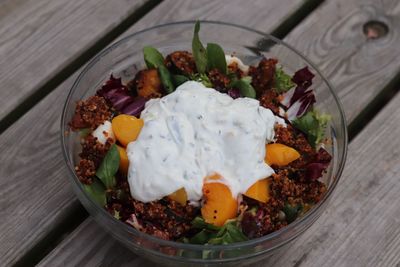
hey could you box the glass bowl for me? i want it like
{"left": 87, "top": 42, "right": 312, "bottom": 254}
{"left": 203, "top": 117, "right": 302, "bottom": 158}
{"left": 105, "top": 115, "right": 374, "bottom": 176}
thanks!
{"left": 61, "top": 21, "right": 347, "bottom": 266}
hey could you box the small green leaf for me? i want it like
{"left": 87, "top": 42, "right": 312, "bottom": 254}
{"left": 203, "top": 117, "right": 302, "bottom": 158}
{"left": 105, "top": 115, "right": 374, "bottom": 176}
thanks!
{"left": 191, "top": 216, "right": 221, "bottom": 231}
{"left": 192, "top": 21, "right": 207, "bottom": 74}
{"left": 190, "top": 217, "right": 247, "bottom": 245}
{"left": 227, "top": 72, "right": 238, "bottom": 80}
{"left": 191, "top": 216, "right": 208, "bottom": 228}
{"left": 206, "top": 43, "right": 227, "bottom": 74}
{"left": 215, "top": 226, "right": 227, "bottom": 238}
{"left": 79, "top": 128, "right": 91, "bottom": 138}
{"left": 172, "top": 75, "right": 189, "bottom": 87}
{"left": 207, "top": 236, "right": 224, "bottom": 245}
{"left": 230, "top": 76, "right": 256, "bottom": 98}
{"left": 96, "top": 144, "right": 120, "bottom": 189}
{"left": 143, "top": 46, "right": 164, "bottom": 69}
{"left": 283, "top": 203, "right": 303, "bottom": 223}
{"left": 292, "top": 109, "right": 331, "bottom": 147}
{"left": 190, "top": 229, "right": 216, "bottom": 244}
{"left": 143, "top": 46, "right": 175, "bottom": 93}
{"left": 190, "top": 73, "right": 213, "bottom": 88}
{"left": 274, "top": 66, "right": 295, "bottom": 93}
{"left": 83, "top": 179, "right": 106, "bottom": 206}
{"left": 208, "top": 224, "right": 247, "bottom": 244}
{"left": 225, "top": 223, "right": 248, "bottom": 242}
{"left": 222, "top": 232, "right": 235, "bottom": 244}
{"left": 158, "top": 65, "right": 175, "bottom": 93}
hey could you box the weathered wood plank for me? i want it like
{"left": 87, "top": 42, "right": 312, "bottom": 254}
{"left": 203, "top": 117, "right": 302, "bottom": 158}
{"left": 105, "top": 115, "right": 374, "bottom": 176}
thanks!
{"left": 124, "top": 0, "right": 303, "bottom": 34}
{"left": 0, "top": 0, "right": 150, "bottom": 123}
{"left": 36, "top": 219, "right": 143, "bottom": 267}
{"left": 35, "top": 0, "right": 400, "bottom": 266}
{"left": 0, "top": 0, "right": 307, "bottom": 265}
{"left": 0, "top": 72, "right": 80, "bottom": 267}
{"left": 0, "top": 0, "right": 156, "bottom": 264}
{"left": 282, "top": 0, "right": 400, "bottom": 122}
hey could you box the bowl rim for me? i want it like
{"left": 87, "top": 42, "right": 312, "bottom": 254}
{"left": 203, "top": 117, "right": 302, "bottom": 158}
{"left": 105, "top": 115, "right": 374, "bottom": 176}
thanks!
{"left": 61, "top": 20, "right": 348, "bottom": 254}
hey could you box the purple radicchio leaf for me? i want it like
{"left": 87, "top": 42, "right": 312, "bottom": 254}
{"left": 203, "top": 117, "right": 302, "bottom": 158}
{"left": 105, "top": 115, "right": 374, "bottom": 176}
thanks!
{"left": 288, "top": 85, "right": 309, "bottom": 107}
{"left": 101, "top": 88, "right": 133, "bottom": 110}
{"left": 280, "top": 66, "right": 316, "bottom": 121}
{"left": 120, "top": 96, "right": 147, "bottom": 117}
{"left": 280, "top": 87, "right": 295, "bottom": 107}
{"left": 283, "top": 66, "right": 315, "bottom": 107}
{"left": 286, "top": 89, "right": 316, "bottom": 121}
{"left": 305, "top": 162, "right": 330, "bottom": 181}
{"left": 292, "top": 66, "right": 315, "bottom": 88}
{"left": 98, "top": 75, "right": 126, "bottom": 92}
{"left": 97, "top": 75, "right": 147, "bottom": 117}
{"left": 241, "top": 210, "right": 262, "bottom": 238}
{"left": 227, "top": 88, "right": 241, "bottom": 99}
{"left": 305, "top": 147, "right": 332, "bottom": 180}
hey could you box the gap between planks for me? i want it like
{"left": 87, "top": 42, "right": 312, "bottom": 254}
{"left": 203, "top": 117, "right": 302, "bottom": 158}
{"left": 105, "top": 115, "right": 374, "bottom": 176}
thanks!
{"left": 7, "top": 1, "right": 326, "bottom": 266}
{"left": 0, "top": 0, "right": 162, "bottom": 135}
{"left": 348, "top": 73, "right": 400, "bottom": 140}
{"left": 12, "top": 201, "right": 87, "bottom": 267}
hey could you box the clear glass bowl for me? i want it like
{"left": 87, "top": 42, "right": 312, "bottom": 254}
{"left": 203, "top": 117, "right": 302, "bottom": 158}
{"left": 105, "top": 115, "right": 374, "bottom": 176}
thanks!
{"left": 61, "top": 21, "right": 347, "bottom": 266}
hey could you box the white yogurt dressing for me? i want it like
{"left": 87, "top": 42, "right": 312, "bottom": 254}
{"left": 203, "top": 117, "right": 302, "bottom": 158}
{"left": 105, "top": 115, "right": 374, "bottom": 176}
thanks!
{"left": 126, "top": 81, "right": 281, "bottom": 203}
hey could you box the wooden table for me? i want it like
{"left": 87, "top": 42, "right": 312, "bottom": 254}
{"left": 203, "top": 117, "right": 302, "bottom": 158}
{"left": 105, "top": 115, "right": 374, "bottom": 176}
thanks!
{"left": 1, "top": 0, "right": 399, "bottom": 266}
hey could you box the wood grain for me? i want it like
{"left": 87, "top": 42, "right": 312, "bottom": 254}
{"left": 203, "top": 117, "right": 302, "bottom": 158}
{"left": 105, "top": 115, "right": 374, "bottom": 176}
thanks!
{"left": 0, "top": 0, "right": 152, "bottom": 263}
{"left": 37, "top": 219, "right": 148, "bottom": 267}
{"left": 34, "top": 0, "right": 400, "bottom": 266}
{"left": 283, "top": 0, "right": 400, "bottom": 122}
{"left": 0, "top": 0, "right": 307, "bottom": 265}
{"left": 0, "top": 0, "right": 149, "bottom": 122}
{"left": 123, "top": 0, "right": 303, "bottom": 34}
{"left": 0, "top": 72, "right": 81, "bottom": 267}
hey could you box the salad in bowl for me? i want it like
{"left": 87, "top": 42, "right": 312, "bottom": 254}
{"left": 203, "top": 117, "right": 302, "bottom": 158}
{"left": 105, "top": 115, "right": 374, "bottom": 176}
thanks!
{"left": 62, "top": 21, "right": 346, "bottom": 265}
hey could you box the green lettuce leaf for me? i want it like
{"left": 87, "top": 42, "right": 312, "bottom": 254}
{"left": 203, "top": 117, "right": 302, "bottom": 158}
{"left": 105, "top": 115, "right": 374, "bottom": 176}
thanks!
{"left": 282, "top": 203, "right": 303, "bottom": 223}
{"left": 158, "top": 65, "right": 175, "bottom": 93}
{"left": 192, "top": 21, "right": 208, "bottom": 74}
{"left": 143, "top": 46, "right": 164, "bottom": 69}
{"left": 79, "top": 128, "right": 91, "bottom": 138}
{"left": 143, "top": 46, "right": 175, "bottom": 93}
{"left": 274, "top": 66, "right": 295, "bottom": 93}
{"left": 83, "top": 179, "right": 106, "bottom": 206}
{"left": 206, "top": 43, "right": 227, "bottom": 74}
{"left": 172, "top": 74, "right": 189, "bottom": 87}
{"left": 292, "top": 109, "right": 331, "bottom": 147}
{"left": 189, "top": 217, "right": 247, "bottom": 245}
{"left": 229, "top": 76, "right": 256, "bottom": 98}
{"left": 190, "top": 73, "right": 213, "bottom": 88}
{"left": 96, "top": 144, "right": 120, "bottom": 189}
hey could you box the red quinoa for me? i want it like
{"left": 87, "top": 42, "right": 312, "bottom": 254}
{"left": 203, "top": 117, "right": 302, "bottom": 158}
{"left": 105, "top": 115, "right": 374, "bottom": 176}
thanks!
{"left": 208, "top": 68, "right": 230, "bottom": 92}
{"left": 249, "top": 58, "right": 278, "bottom": 95}
{"left": 165, "top": 51, "right": 197, "bottom": 75}
{"left": 69, "top": 96, "right": 112, "bottom": 130}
